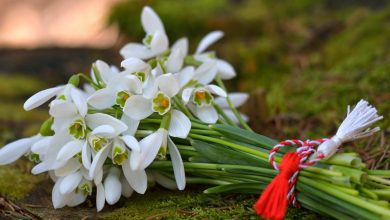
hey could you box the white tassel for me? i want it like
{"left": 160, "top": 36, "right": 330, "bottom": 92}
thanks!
{"left": 317, "top": 100, "right": 383, "bottom": 158}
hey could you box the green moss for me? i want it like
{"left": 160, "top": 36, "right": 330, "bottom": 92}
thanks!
{"left": 0, "top": 74, "right": 46, "bottom": 98}
{"left": 0, "top": 162, "right": 44, "bottom": 199}
{"left": 102, "top": 187, "right": 324, "bottom": 220}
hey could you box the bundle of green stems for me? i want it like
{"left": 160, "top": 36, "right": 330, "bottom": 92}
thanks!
{"left": 136, "top": 116, "right": 390, "bottom": 220}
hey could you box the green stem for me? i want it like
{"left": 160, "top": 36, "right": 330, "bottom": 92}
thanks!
{"left": 215, "top": 75, "right": 253, "bottom": 131}
{"left": 173, "top": 96, "right": 195, "bottom": 120}
{"left": 212, "top": 103, "right": 237, "bottom": 126}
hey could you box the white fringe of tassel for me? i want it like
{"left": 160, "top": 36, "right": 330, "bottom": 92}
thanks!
{"left": 317, "top": 99, "right": 383, "bottom": 158}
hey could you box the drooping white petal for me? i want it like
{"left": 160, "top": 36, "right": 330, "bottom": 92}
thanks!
{"left": 156, "top": 73, "right": 180, "bottom": 97}
{"left": 120, "top": 43, "right": 155, "bottom": 60}
{"left": 177, "top": 66, "right": 195, "bottom": 87}
{"left": 182, "top": 87, "right": 194, "bottom": 104}
{"left": 167, "top": 138, "right": 186, "bottom": 190}
{"left": 57, "top": 140, "right": 84, "bottom": 161}
{"left": 120, "top": 177, "right": 134, "bottom": 198}
{"left": 152, "top": 171, "right": 177, "bottom": 190}
{"left": 215, "top": 92, "right": 249, "bottom": 108}
{"left": 194, "top": 61, "right": 218, "bottom": 85}
{"left": 94, "top": 168, "right": 104, "bottom": 185}
{"left": 86, "top": 113, "right": 128, "bottom": 135}
{"left": 216, "top": 59, "right": 236, "bottom": 79}
{"left": 171, "top": 37, "right": 188, "bottom": 57}
{"left": 66, "top": 192, "right": 87, "bottom": 207}
{"left": 31, "top": 162, "right": 48, "bottom": 175}
{"left": 123, "top": 95, "right": 153, "bottom": 120}
{"left": 83, "top": 83, "right": 95, "bottom": 95}
{"left": 0, "top": 135, "right": 40, "bottom": 165}
{"left": 121, "top": 58, "right": 149, "bottom": 73}
{"left": 60, "top": 171, "right": 83, "bottom": 194}
{"left": 206, "top": 84, "right": 227, "bottom": 97}
{"left": 141, "top": 6, "right": 165, "bottom": 34}
{"left": 49, "top": 100, "right": 78, "bottom": 118}
{"left": 120, "top": 114, "right": 140, "bottom": 136}
{"left": 24, "top": 86, "right": 64, "bottom": 111}
{"left": 150, "top": 31, "right": 169, "bottom": 55}
{"left": 52, "top": 178, "right": 67, "bottom": 209}
{"left": 82, "top": 141, "right": 91, "bottom": 170}
{"left": 96, "top": 183, "right": 105, "bottom": 212}
{"left": 70, "top": 88, "right": 88, "bottom": 117}
{"left": 31, "top": 136, "right": 51, "bottom": 155}
{"left": 87, "top": 88, "right": 116, "bottom": 110}
{"left": 104, "top": 168, "right": 122, "bottom": 205}
{"left": 169, "top": 110, "right": 191, "bottom": 138}
{"left": 96, "top": 60, "right": 114, "bottom": 85}
{"left": 91, "top": 125, "right": 116, "bottom": 138}
{"left": 42, "top": 133, "right": 72, "bottom": 171}
{"left": 89, "top": 146, "right": 110, "bottom": 179}
{"left": 130, "top": 129, "right": 164, "bottom": 170}
{"left": 196, "top": 105, "right": 218, "bottom": 124}
{"left": 196, "top": 31, "right": 224, "bottom": 54}
{"left": 125, "top": 75, "right": 143, "bottom": 94}
{"left": 54, "top": 158, "right": 82, "bottom": 177}
{"left": 121, "top": 135, "right": 140, "bottom": 152}
{"left": 122, "top": 159, "right": 147, "bottom": 194}
{"left": 165, "top": 48, "right": 184, "bottom": 73}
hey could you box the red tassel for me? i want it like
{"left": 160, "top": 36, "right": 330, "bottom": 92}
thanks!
{"left": 254, "top": 152, "right": 301, "bottom": 220}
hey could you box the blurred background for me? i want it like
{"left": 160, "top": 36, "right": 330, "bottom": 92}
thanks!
{"left": 0, "top": 0, "right": 389, "bottom": 218}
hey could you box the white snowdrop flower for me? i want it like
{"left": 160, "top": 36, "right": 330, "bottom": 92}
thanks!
{"left": 120, "top": 6, "right": 169, "bottom": 60}
{"left": 194, "top": 31, "right": 236, "bottom": 80}
{"left": 125, "top": 128, "right": 186, "bottom": 192}
{"left": 87, "top": 73, "right": 143, "bottom": 109}
{"left": 214, "top": 92, "right": 249, "bottom": 123}
{"left": 182, "top": 84, "right": 227, "bottom": 123}
{"left": 52, "top": 176, "right": 89, "bottom": 209}
{"left": 91, "top": 60, "right": 119, "bottom": 86}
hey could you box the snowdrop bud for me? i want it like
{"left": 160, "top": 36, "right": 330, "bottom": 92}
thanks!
{"left": 68, "top": 119, "right": 87, "bottom": 139}
{"left": 40, "top": 117, "right": 54, "bottom": 136}
{"left": 152, "top": 92, "right": 171, "bottom": 115}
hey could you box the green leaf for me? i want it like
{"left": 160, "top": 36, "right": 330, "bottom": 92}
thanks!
{"left": 204, "top": 183, "right": 266, "bottom": 194}
{"left": 191, "top": 140, "right": 267, "bottom": 167}
{"left": 211, "top": 124, "right": 278, "bottom": 149}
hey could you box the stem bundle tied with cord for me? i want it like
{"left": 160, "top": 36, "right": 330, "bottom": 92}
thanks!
{"left": 0, "top": 6, "right": 388, "bottom": 220}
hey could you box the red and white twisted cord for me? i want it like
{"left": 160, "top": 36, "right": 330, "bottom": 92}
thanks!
{"left": 268, "top": 138, "right": 328, "bottom": 206}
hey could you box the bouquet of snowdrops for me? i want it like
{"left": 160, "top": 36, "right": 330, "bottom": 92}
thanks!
{"left": 1, "top": 6, "right": 389, "bottom": 220}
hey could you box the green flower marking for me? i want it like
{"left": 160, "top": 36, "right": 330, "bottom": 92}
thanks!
{"left": 68, "top": 119, "right": 87, "bottom": 139}
{"left": 143, "top": 34, "right": 153, "bottom": 46}
{"left": 77, "top": 181, "right": 92, "bottom": 196}
{"left": 89, "top": 135, "right": 108, "bottom": 152}
{"left": 192, "top": 88, "right": 213, "bottom": 107}
{"left": 135, "top": 72, "right": 147, "bottom": 82}
{"left": 116, "top": 91, "right": 131, "bottom": 108}
{"left": 152, "top": 92, "right": 171, "bottom": 115}
{"left": 112, "top": 145, "right": 128, "bottom": 165}
{"left": 28, "top": 153, "right": 40, "bottom": 163}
